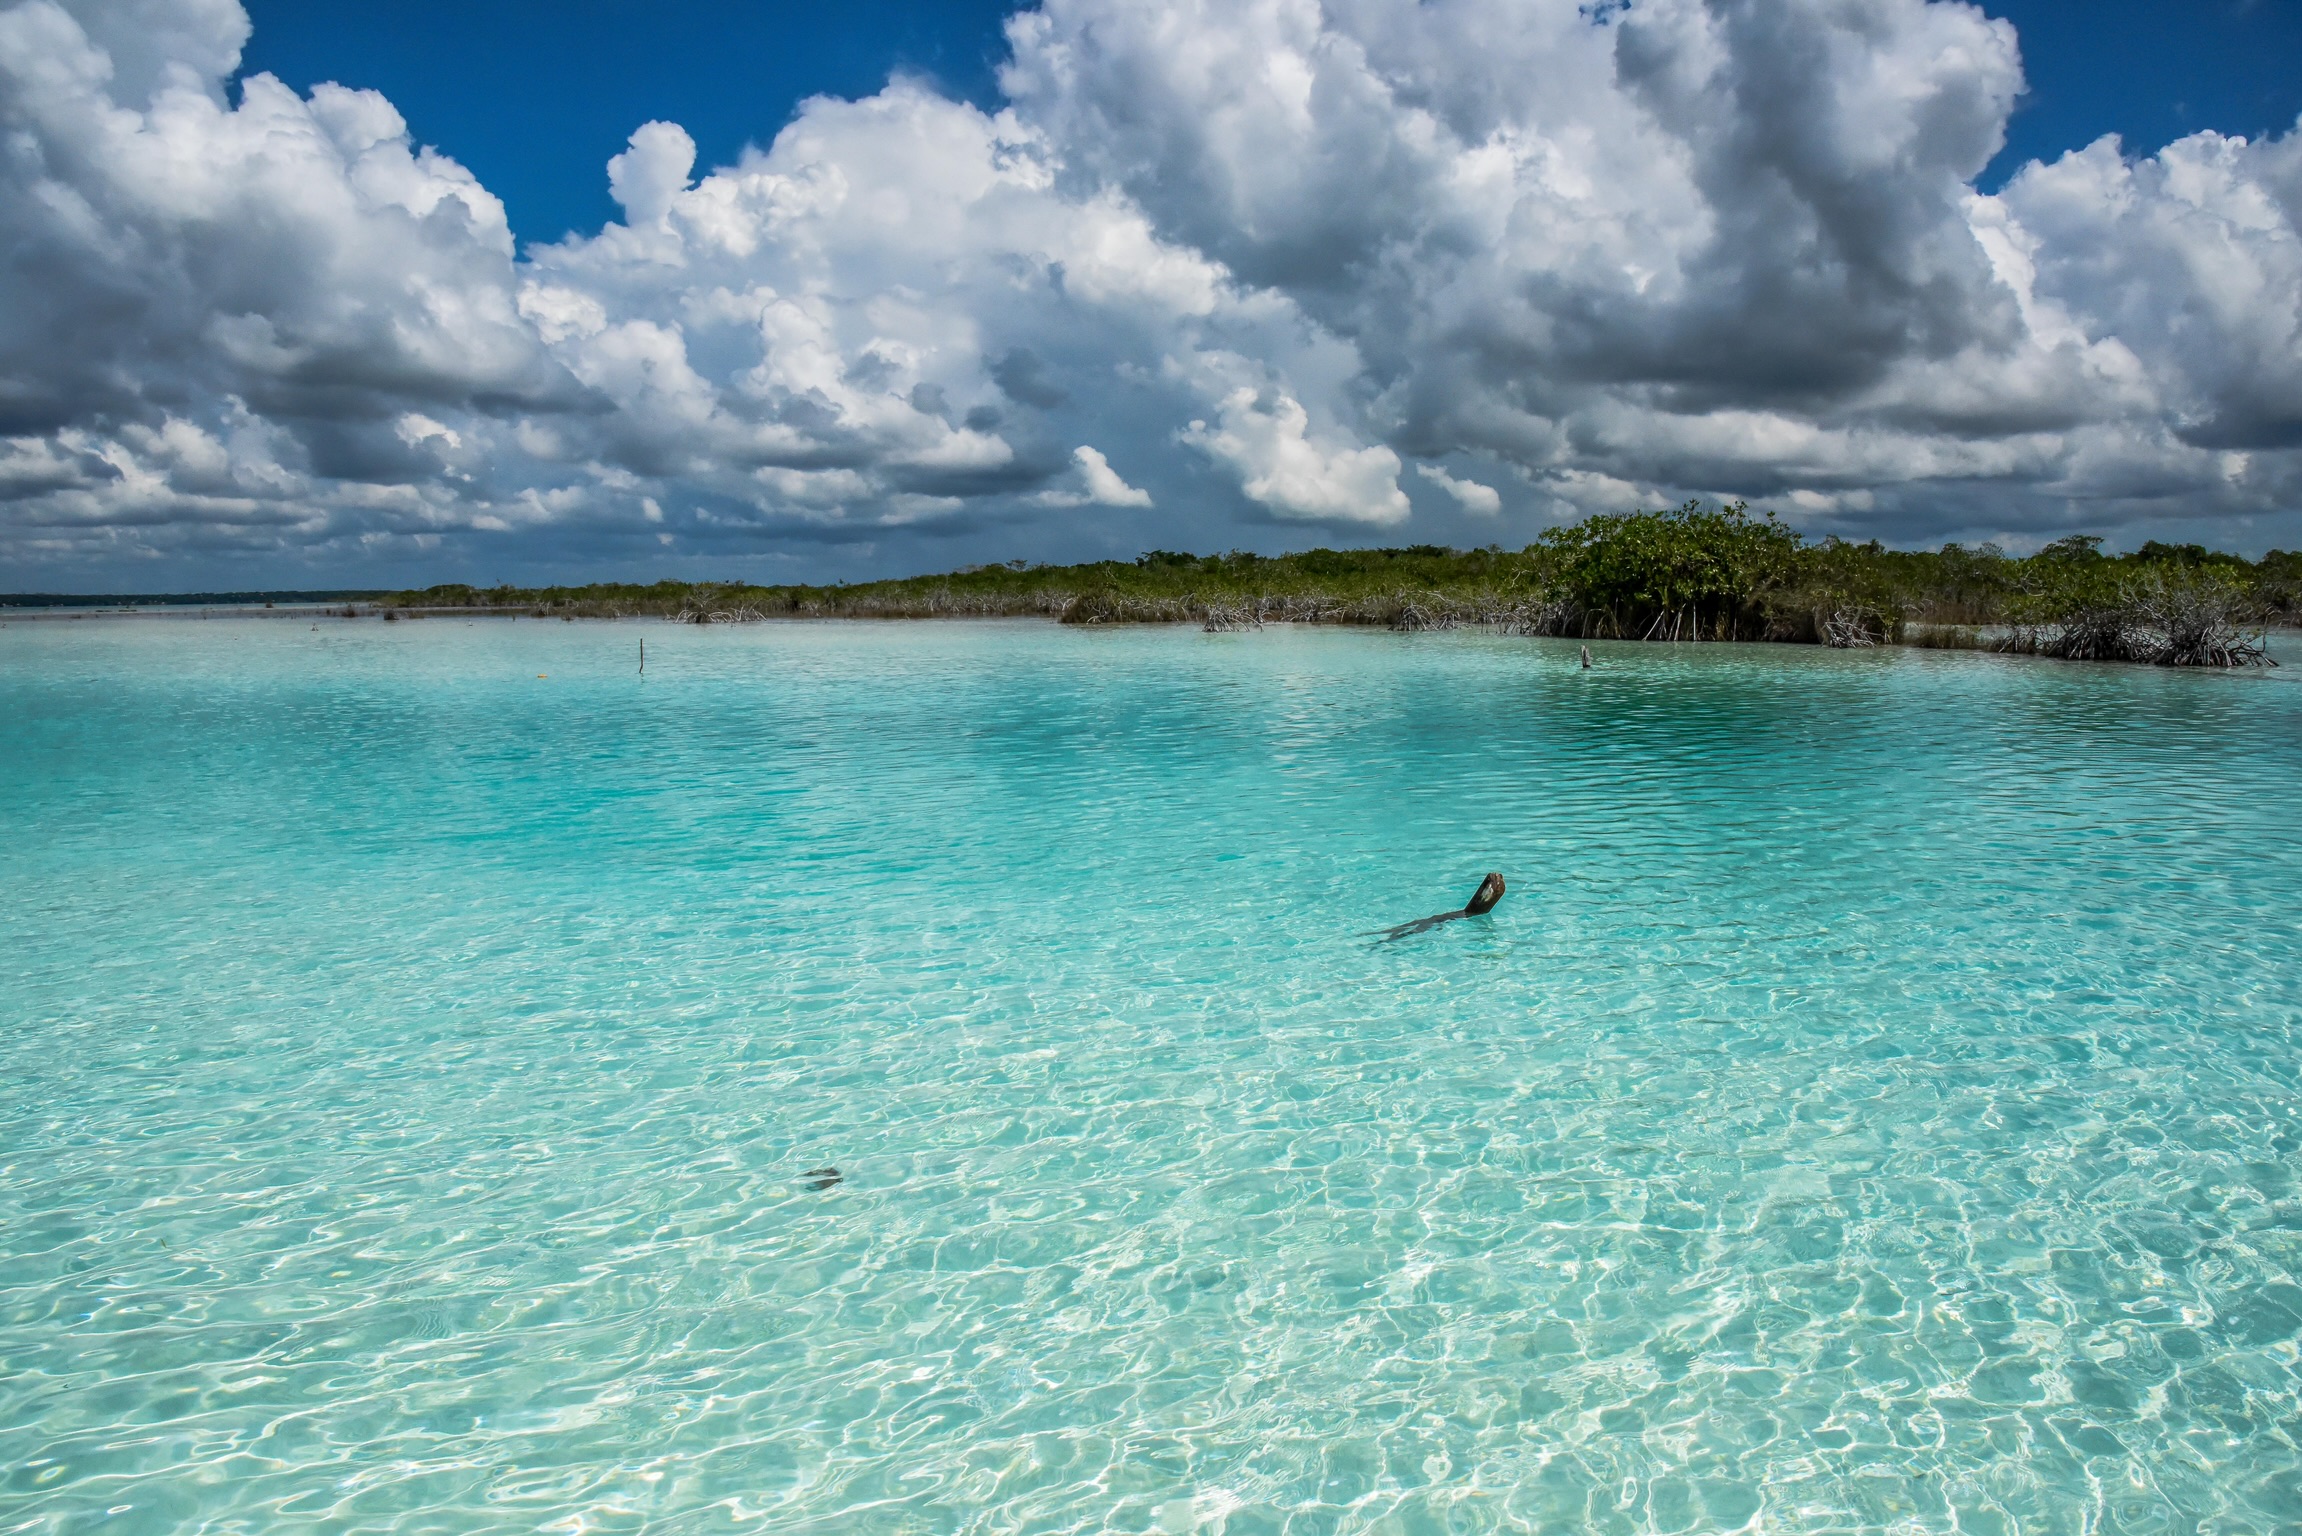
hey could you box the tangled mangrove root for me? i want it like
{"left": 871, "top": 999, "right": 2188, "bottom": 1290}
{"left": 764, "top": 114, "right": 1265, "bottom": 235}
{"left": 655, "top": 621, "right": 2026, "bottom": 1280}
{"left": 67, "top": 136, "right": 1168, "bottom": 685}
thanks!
{"left": 1498, "top": 599, "right": 1574, "bottom": 636}
{"left": 2000, "top": 619, "right": 2273, "bottom": 668}
{"left": 2158, "top": 589, "right": 2273, "bottom": 666}
{"left": 1997, "top": 574, "right": 2275, "bottom": 668}
{"left": 1057, "top": 591, "right": 1200, "bottom": 624}
{"left": 677, "top": 605, "right": 767, "bottom": 624}
{"left": 1820, "top": 606, "right": 1888, "bottom": 648}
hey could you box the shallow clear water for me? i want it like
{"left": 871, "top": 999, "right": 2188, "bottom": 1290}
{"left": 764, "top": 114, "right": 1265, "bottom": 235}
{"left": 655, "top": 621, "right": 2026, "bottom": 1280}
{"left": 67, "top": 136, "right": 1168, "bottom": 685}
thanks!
{"left": 4, "top": 615, "right": 2302, "bottom": 1535}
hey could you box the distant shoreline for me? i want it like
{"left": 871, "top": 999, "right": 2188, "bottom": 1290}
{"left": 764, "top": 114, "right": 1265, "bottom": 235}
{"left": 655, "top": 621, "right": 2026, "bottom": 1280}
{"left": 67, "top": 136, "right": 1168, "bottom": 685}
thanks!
{"left": 8, "top": 602, "right": 2294, "bottom": 673}
{"left": 9, "top": 510, "right": 2300, "bottom": 668}
{"left": 0, "top": 590, "right": 384, "bottom": 610}
{"left": 2, "top": 603, "right": 369, "bottom": 619}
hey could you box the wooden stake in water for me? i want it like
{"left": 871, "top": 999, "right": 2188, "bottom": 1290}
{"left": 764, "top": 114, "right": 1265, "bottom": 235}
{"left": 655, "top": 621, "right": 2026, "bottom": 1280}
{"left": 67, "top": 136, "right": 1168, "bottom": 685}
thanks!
{"left": 639, "top": 637, "right": 646, "bottom": 675}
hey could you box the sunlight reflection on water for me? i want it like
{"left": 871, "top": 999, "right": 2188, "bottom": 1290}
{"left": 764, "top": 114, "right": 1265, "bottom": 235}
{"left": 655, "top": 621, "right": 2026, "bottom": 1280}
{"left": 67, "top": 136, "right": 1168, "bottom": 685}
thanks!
{"left": 3, "top": 616, "right": 2300, "bottom": 1533}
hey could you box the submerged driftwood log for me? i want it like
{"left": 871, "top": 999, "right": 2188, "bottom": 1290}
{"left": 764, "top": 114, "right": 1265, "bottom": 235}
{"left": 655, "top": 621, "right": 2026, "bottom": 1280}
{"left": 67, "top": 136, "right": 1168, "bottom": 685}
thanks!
{"left": 1371, "top": 872, "right": 1507, "bottom": 942}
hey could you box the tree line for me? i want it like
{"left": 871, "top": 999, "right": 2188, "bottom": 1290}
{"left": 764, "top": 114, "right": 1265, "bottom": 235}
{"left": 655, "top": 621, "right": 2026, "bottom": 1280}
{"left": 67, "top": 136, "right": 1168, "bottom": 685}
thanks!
{"left": 384, "top": 503, "right": 2301, "bottom": 667}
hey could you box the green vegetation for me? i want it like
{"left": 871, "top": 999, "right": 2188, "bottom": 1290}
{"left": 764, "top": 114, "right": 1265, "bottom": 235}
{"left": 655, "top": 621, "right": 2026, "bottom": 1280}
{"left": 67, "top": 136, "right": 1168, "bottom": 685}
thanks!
{"left": 382, "top": 504, "right": 2300, "bottom": 667}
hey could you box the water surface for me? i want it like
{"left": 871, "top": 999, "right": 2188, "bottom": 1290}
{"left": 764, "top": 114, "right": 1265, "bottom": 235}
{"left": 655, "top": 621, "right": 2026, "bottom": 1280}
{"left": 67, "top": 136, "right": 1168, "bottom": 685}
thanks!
{"left": 4, "top": 616, "right": 2300, "bottom": 1533}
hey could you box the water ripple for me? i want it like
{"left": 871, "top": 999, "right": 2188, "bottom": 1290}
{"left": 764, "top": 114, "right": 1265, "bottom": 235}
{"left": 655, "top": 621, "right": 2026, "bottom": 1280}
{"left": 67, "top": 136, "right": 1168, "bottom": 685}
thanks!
{"left": 3, "top": 619, "right": 2299, "bottom": 1532}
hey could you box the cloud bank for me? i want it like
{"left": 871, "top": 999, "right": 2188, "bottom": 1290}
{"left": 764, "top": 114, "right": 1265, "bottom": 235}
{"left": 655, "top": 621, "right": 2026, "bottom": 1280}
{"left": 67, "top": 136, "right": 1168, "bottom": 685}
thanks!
{"left": 3, "top": 0, "right": 2300, "bottom": 585}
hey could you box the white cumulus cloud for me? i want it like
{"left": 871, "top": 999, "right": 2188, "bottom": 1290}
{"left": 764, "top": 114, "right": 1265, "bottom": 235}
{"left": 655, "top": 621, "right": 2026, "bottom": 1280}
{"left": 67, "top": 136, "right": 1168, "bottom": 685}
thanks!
{"left": 1072, "top": 445, "right": 1153, "bottom": 506}
{"left": 1417, "top": 464, "right": 1502, "bottom": 515}
{"left": 1184, "top": 388, "right": 1409, "bottom": 524}
{"left": 1, "top": 0, "right": 2300, "bottom": 587}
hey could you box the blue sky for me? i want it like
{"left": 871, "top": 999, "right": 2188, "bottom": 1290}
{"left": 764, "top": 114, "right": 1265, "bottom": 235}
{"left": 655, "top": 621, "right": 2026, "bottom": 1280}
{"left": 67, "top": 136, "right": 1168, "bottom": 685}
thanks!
{"left": 1980, "top": 0, "right": 2302, "bottom": 185}
{"left": 5, "top": 0, "right": 2302, "bottom": 586}
{"left": 241, "top": 0, "right": 1024, "bottom": 244}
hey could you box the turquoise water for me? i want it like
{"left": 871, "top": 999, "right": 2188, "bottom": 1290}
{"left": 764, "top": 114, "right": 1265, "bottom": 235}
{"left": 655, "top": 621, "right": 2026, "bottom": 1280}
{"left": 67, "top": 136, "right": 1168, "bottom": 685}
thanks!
{"left": 4, "top": 615, "right": 2302, "bottom": 1535}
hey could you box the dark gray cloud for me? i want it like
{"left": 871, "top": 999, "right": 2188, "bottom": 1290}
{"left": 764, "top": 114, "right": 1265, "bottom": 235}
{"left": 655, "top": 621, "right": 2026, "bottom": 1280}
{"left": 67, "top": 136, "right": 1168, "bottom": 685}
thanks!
{"left": 3, "top": 0, "right": 2301, "bottom": 590}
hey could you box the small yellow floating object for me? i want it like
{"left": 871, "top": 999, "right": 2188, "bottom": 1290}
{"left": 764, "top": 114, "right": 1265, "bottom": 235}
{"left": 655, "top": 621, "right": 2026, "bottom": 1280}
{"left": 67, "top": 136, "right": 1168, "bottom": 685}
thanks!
{"left": 537, "top": 674, "right": 548, "bottom": 679}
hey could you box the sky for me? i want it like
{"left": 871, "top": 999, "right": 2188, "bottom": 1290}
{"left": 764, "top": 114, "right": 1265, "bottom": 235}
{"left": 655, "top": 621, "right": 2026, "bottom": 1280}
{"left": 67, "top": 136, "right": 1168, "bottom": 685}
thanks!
{"left": 238, "top": 0, "right": 1026, "bottom": 246}
{"left": 3, "top": 0, "right": 2301, "bottom": 589}
{"left": 233, "top": 0, "right": 2302, "bottom": 246}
